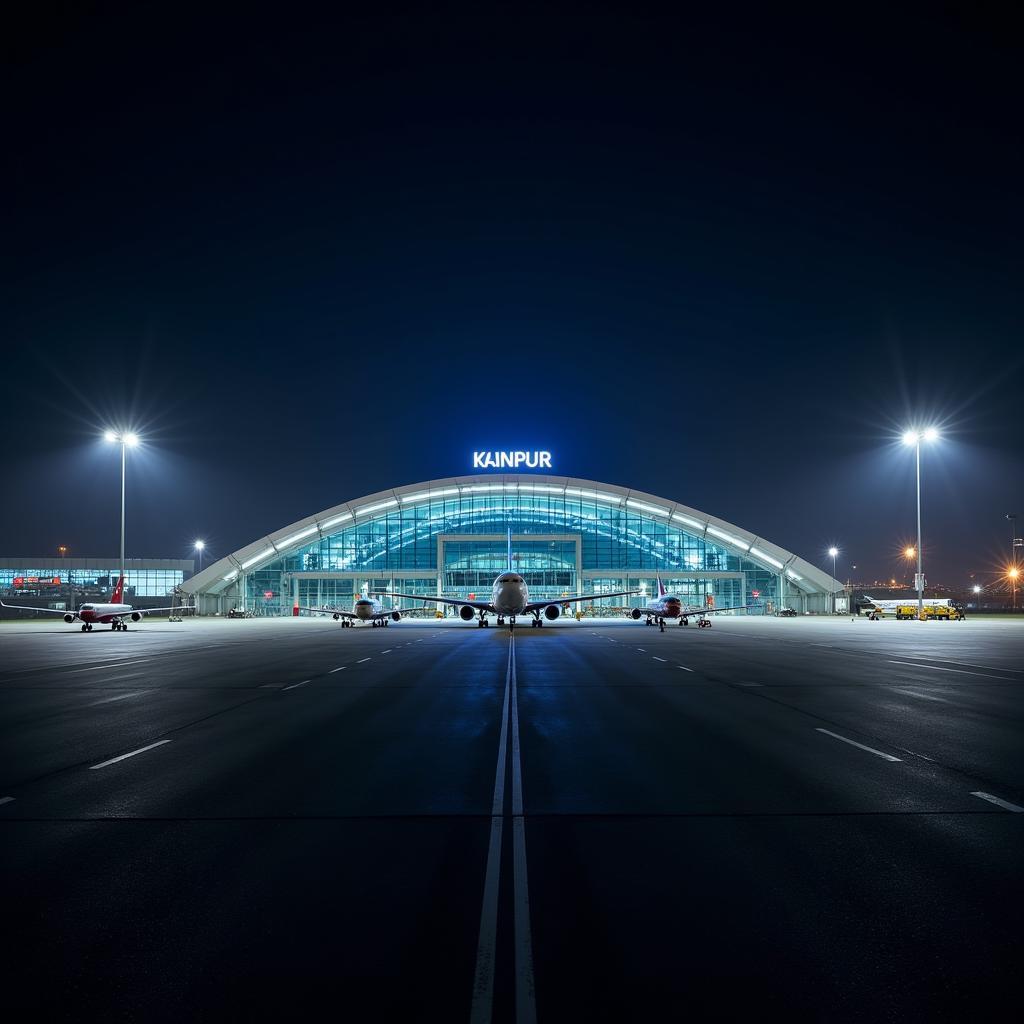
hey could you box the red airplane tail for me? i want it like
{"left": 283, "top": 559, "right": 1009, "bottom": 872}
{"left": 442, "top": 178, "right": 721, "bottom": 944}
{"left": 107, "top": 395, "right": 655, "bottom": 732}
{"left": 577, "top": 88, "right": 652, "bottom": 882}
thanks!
{"left": 111, "top": 574, "right": 125, "bottom": 603}
{"left": 656, "top": 574, "right": 666, "bottom": 598}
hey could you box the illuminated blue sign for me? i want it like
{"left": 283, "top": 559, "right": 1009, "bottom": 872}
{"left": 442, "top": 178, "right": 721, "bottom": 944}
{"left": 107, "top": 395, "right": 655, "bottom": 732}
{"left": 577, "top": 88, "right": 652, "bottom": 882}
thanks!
{"left": 473, "top": 451, "right": 552, "bottom": 469}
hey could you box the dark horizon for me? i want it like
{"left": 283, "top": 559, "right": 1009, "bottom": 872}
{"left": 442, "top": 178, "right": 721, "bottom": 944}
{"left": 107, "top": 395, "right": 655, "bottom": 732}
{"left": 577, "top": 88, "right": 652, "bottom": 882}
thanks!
{"left": 3, "top": 9, "right": 1021, "bottom": 585}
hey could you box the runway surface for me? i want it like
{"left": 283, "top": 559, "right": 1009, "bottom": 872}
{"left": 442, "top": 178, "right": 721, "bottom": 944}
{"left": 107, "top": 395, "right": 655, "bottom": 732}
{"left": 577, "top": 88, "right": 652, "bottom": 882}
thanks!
{"left": 1, "top": 614, "right": 1021, "bottom": 1021}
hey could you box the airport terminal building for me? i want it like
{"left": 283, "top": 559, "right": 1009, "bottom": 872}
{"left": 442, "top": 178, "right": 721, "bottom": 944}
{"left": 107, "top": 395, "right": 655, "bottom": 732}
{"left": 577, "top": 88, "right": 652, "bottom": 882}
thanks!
{"left": 181, "top": 474, "right": 841, "bottom": 616}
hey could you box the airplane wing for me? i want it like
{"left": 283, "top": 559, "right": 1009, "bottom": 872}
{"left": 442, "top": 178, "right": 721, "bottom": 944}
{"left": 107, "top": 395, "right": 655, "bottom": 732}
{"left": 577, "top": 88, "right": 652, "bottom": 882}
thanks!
{"left": 681, "top": 603, "right": 756, "bottom": 615}
{"left": 124, "top": 605, "right": 196, "bottom": 616}
{"left": 381, "top": 592, "right": 495, "bottom": 612}
{"left": 297, "top": 605, "right": 359, "bottom": 620}
{"left": 0, "top": 600, "right": 75, "bottom": 615}
{"left": 523, "top": 590, "right": 639, "bottom": 613}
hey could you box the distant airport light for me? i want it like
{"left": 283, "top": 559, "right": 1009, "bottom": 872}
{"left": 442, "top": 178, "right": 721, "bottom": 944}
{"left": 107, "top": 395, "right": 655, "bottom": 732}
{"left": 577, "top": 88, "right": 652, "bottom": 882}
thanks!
{"left": 1010, "top": 567, "right": 1020, "bottom": 579}
{"left": 828, "top": 547, "right": 838, "bottom": 558}
{"left": 194, "top": 540, "right": 205, "bottom": 551}
{"left": 103, "top": 430, "right": 118, "bottom": 443}
{"left": 973, "top": 585, "right": 982, "bottom": 593}
{"left": 923, "top": 427, "right": 939, "bottom": 442}
{"left": 904, "top": 546, "right": 916, "bottom": 559}
{"left": 124, "top": 433, "right": 140, "bottom": 447}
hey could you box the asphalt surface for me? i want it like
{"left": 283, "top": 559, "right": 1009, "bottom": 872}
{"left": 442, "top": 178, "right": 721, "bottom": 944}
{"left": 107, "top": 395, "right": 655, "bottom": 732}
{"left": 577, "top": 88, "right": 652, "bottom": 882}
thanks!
{"left": 1, "top": 614, "right": 1021, "bottom": 1021}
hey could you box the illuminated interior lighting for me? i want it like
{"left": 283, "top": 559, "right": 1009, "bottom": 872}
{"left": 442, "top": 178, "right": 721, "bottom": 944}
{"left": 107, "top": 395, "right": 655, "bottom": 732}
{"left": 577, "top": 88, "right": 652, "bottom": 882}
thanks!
{"left": 274, "top": 525, "right": 318, "bottom": 549}
{"left": 672, "top": 513, "right": 703, "bottom": 529}
{"left": 706, "top": 525, "right": 750, "bottom": 550}
{"left": 400, "top": 488, "right": 459, "bottom": 503}
{"left": 241, "top": 547, "right": 276, "bottom": 569}
{"left": 319, "top": 512, "right": 353, "bottom": 529}
{"left": 354, "top": 499, "right": 398, "bottom": 516}
{"left": 626, "top": 499, "right": 670, "bottom": 516}
{"left": 749, "top": 546, "right": 784, "bottom": 569}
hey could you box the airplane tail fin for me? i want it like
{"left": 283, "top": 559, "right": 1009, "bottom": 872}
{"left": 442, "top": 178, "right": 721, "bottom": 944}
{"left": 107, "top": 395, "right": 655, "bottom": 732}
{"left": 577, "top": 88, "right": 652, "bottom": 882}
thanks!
{"left": 507, "top": 528, "right": 513, "bottom": 571}
{"left": 111, "top": 574, "right": 125, "bottom": 603}
{"left": 656, "top": 574, "right": 666, "bottom": 598}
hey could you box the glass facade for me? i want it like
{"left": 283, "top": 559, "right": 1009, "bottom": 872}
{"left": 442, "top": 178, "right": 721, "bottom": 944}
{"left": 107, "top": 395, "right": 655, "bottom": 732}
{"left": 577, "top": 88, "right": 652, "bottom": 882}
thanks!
{"left": 0, "top": 560, "right": 191, "bottom": 606}
{"left": 232, "top": 490, "right": 789, "bottom": 615}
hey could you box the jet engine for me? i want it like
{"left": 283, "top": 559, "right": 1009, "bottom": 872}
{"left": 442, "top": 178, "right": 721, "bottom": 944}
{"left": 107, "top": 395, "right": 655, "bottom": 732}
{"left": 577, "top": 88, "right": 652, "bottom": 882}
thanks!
{"left": 131, "top": 611, "right": 143, "bottom": 622}
{"left": 630, "top": 608, "right": 643, "bottom": 620}
{"left": 63, "top": 612, "right": 75, "bottom": 624}
{"left": 544, "top": 605, "right": 560, "bottom": 620}
{"left": 459, "top": 605, "right": 476, "bottom": 621}
{"left": 390, "top": 611, "right": 401, "bottom": 621}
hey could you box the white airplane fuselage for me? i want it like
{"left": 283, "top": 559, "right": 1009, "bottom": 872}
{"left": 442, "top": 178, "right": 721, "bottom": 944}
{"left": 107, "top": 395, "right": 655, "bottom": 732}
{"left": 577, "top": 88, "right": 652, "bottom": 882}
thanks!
{"left": 78, "top": 602, "right": 134, "bottom": 625}
{"left": 491, "top": 573, "right": 530, "bottom": 616}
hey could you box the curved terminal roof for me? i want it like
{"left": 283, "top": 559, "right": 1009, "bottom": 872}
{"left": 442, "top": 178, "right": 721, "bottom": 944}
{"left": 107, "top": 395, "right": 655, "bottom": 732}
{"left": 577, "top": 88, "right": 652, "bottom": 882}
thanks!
{"left": 182, "top": 475, "right": 841, "bottom": 595}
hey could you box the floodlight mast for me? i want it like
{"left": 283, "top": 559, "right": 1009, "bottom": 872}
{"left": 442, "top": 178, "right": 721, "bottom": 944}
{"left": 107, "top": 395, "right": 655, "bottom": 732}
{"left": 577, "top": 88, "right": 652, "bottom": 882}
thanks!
{"left": 901, "top": 429, "right": 939, "bottom": 620}
{"left": 104, "top": 431, "right": 140, "bottom": 584}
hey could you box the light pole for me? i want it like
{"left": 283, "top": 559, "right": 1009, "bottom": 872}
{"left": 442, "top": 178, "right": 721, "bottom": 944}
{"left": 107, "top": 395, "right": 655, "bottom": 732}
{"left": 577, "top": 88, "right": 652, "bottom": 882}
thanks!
{"left": 194, "top": 540, "right": 205, "bottom": 573}
{"left": 827, "top": 547, "right": 839, "bottom": 614}
{"left": 901, "top": 427, "right": 939, "bottom": 621}
{"left": 104, "top": 430, "right": 140, "bottom": 583}
{"left": 1011, "top": 567, "right": 1020, "bottom": 613}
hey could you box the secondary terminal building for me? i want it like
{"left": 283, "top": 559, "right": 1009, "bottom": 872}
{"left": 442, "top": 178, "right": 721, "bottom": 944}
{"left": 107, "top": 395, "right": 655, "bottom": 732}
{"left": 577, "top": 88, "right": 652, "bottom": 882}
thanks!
{"left": 0, "top": 557, "right": 194, "bottom": 617}
{"left": 180, "top": 475, "right": 841, "bottom": 616}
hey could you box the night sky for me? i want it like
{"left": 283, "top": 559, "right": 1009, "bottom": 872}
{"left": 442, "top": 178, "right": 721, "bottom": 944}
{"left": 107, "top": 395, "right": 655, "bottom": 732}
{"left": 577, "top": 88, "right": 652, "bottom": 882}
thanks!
{"left": 3, "top": 9, "right": 1021, "bottom": 585}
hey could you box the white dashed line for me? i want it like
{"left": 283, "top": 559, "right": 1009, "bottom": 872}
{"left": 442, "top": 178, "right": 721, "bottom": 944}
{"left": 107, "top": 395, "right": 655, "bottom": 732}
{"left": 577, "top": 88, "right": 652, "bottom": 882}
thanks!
{"left": 678, "top": 665, "right": 694, "bottom": 672}
{"left": 652, "top": 656, "right": 667, "bottom": 662}
{"left": 283, "top": 679, "right": 310, "bottom": 691}
{"left": 636, "top": 648, "right": 646, "bottom": 652}
{"left": 891, "top": 687, "right": 950, "bottom": 703}
{"left": 357, "top": 658, "right": 371, "bottom": 664}
{"left": 815, "top": 728, "right": 902, "bottom": 762}
{"left": 886, "top": 661, "right": 1009, "bottom": 680}
{"left": 329, "top": 666, "right": 346, "bottom": 673}
{"left": 89, "top": 740, "right": 172, "bottom": 769}
{"left": 381, "top": 649, "right": 392, "bottom": 654}
{"left": 88, "top": 690, "right": 150, "bottom": 705}
{"left": 0, "top": 797, "right": 14, "bottom": 806}
{"left": 971, "top": 791, "right": 1024, "bottom": 813}
{"left": 71, "top": 658, "right": 153, "bottom": 673}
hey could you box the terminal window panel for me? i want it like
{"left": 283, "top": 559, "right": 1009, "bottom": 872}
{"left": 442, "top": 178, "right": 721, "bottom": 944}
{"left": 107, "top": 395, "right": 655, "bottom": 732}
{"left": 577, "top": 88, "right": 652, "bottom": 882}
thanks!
{"left": 0, "top": 568, "right": 183, "bottom": 597}
{"left": 274, "top": 497, "right": 747, "bottom": 577}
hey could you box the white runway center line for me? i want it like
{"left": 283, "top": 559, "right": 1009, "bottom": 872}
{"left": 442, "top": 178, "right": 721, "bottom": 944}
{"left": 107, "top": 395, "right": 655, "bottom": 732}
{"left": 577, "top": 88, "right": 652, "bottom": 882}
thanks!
{"left": 283, "top": 679, "right": 310, "bottom": 690}
{"left": 815, "top": 728, "right": 902, "bottom": 762}
{"left": 470, "top": 635, "right": 536, "bottom": 1024}
{"left": 971, "top": 791, "right": 1024, "bottom": 813}
{"left": 356, "top": 658, "right": 371, "bottom": 664}
{"left": 678, "top": 665, "right": 694, "bottom": 672}
{"left": 652, "top": 656, "right": 667, "bottom": 662}
{"left": 89, "top": 739, "right": 172, "bottom": 769}
{"left": 329, "top": 666, "right": 346, "bottom": 673}
{"left": 0, "top": 797, "right": 14, "bottom": 806}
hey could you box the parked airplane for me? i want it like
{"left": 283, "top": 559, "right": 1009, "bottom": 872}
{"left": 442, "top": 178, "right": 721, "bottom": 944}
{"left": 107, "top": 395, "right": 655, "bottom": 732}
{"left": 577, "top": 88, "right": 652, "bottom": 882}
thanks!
{"left": 0, "top": 575, "right": 191, "bottom": 631}
{"left": 300, "top": 594, "right": 402, "bottom": 627}
{"left": 630, "top": 576, "right": 752, "bottom": 631}
{"left": 383, "top": 531, "right": 637, "bottom": 630}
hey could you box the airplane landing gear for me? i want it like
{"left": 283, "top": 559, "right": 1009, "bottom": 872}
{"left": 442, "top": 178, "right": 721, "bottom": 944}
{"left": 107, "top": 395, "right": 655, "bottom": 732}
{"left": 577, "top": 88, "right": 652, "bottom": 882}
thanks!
{"left": 509, "top": 617, "right": 516, "bottom": 631}
{"left": 496, "top": 616, "right": 505, "bottom": 626}
{"left": 478, "top": 614, "right": 489, "bottom": 627}
{"left": 531, "top": 615, "right": 543, "bottom": 627}
{"left": 659, "top": 619, "right": 665, "bottom": 633}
